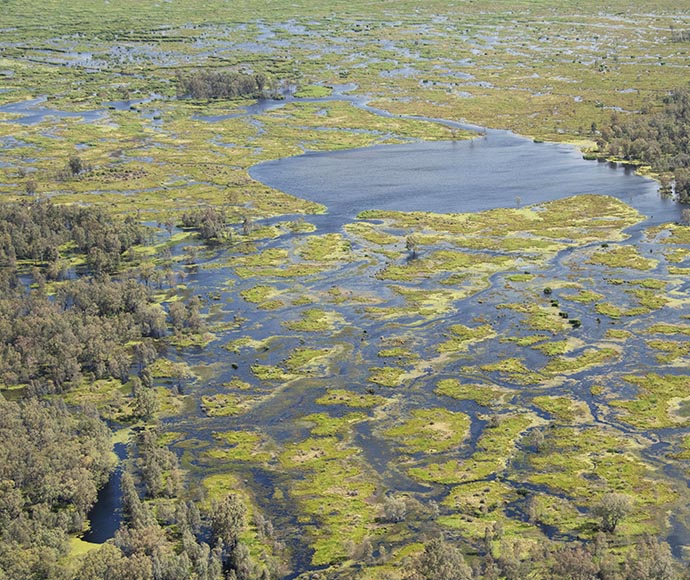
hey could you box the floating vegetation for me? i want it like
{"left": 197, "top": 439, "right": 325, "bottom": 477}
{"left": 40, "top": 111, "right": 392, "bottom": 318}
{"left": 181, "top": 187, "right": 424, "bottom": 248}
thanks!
{"left": 283, "top": 308, "right": 343, "bottom": 332}
{"left": 587, "top": 245, "right": 658, "bottom": 271}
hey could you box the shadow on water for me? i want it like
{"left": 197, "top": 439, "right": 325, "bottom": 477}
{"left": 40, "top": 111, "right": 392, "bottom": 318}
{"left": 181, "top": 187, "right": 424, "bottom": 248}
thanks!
{"left": 83, "top": 442, "right": 127, "bottom": 543}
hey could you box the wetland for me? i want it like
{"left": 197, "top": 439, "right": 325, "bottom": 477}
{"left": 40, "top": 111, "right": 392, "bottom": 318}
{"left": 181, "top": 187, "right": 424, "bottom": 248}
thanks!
{"left": 1, "top": 1, "right": 690, "bottom": 579}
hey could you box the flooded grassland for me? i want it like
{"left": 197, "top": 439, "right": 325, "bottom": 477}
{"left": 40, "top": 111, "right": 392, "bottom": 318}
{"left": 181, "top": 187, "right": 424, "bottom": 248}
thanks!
{"left": 1, "top": 0, "right": 690, "bottom": 578}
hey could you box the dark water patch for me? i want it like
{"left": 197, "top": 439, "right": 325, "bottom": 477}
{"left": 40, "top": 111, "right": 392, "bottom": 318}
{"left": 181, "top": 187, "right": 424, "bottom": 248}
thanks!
{"left": 243, "top": 466, "right": 318, "bottom": 576}
{"left": 83, "top": 442, "right": 127, "bottom": 543}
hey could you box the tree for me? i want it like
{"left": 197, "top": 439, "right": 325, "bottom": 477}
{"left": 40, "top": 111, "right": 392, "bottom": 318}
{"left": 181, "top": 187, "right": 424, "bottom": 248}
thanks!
{"left": 121, "top": 471, "right": 149, "bottom": 528}
{"left": 406, "top": 234, "right": 420, "bottom": 259}
{"left": 411, "top": 537, "right": 472, "bottom": 580}
{"left": 681, "top": 208, "right": 690, "bottom": 226}
{"left": 68, "top": 155, "right": 84, "bottom": 176}
{"left": 623, "top": 535, "right": 679, "bottom": 580}
{"left": 382, "top": 494, "right": 407, "bottom": 523}
{"left": 550, "top": 545, "right": 598, "bottom": 580}
{"left": 211, "top": 494, "right": 247, "bottom": 549}
{"left": 592, "top": 492, "right": 632, "bottom": 533}
{"left": 134, "top": 387, "right": 159, "bottom": 421}
{"left": 24, "top": 179, "right": 37, "bottom": 196}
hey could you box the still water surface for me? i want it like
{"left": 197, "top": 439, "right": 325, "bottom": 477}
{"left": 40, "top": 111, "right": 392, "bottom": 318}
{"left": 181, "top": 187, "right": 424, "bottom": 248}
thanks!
{"left": 251, "top": 131, "right": 678, "bottom": 224}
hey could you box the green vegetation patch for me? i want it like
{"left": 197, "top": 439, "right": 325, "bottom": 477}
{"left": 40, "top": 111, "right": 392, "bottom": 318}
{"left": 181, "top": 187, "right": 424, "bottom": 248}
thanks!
{"left": 627, "top": 288, "right": 669, "bottom": 311}
{"left": 148, "top": 358, "right": 195, "bottom": 380}
{"left": 646, "top": 323, "right": 690, "bottom": 336}
{"left": 344, "top": 221, "right": 398, "bottom": 245}
{"left": 284, "top": 347, "right": 334, "bottom": 372}
{"left": 561, "top": 290, "right": 605, "bottom": 303}
{"left": 300, "top": 412, "right": 368, "bottom": 436}
{"left": 587, "top": 246, "right": 657, "bottom": 271}
{"left": 315, "top": 388, "right": 386, "bottom": 409}
{"left": 542, "top": 347, "right": 619, "bottom": 376}
{"left": 224, "top": 336, "right": 272, "bottom": 354}
{"left": 478, "top": 358, "right": 544, "bottom": 386}
{"left": 295, "top": 85, "right": 333, "bottom": 98}
{"left": 384, "top": 408, "right": 471, "bottom": 454}
{"left": 437, "top": 323, "right": 496, "bottom": 353}
{"left": 532, "top": 339, "right": 578, "bottom": 356}
{"left": 595, "top": 302, "right": 626, "bottom": 319}
{"left": 250, "top": 364, "right": 297, "bottom": 383}
{"left": 498, "top": 302, "right": 571, "bottom": 333}
{"left": 281, "top": 219, "right": 317, "bottom": 234}
{"left": 367, "top": 366, "right": 406, "bottom": 388}
{"left": 605, "top": 329, "right": 633, "bottom": 340}
{"left": 435, "top": 379, "right": 511, "bottom": 407}
{"left": 391, "top": 286, "right": 468, "bottom": 317}
{"left": 410, "top": 413, "right": 536, "bottom": 484}
{"left": 377, "top": 249, "right": 512, "bottom": 282}
{"left": 506, "top": 273, "right": 536, "bottom": 282}
{"left": 523, "top": 426, "right": 676, "bottom": 536}
{"left": 240, "top": 284, "right": 282, "bottom": 304}
{"left": 205, "top": 430, "right": 272, "bottom": 463}
{"left": 443, "top": 479, "right": 519, "bottom": 517}
{"left": 360, "top": 195, "right": 641, "bottom": 248}
{"left": 201, "top": 393, "right": 244, "bottom": 417}
{"left": 527, "top": 494, "right": 584, "bottom": 534}
{"left": 279, "top": 433, "right": 376, "bottom": 566}
{"left": 378, "top": 347, "right": 418, "bottom": 360}
{"left": 438, "top": 479, "right": 535, "bottom": 543}
{"left": 62, "top": 378, "right": 133, "bottom": 422}
{"left": 612, "top": 373, "right": 690, "bottom": 429}
{"left": 650, "top": 223, "right": 690, "bottom": 245}
{"left": 647, "top": 340, "right": 690, "bottom": 363}
{"left": 532, "top": 396, "right": 591, "bottom": 423}
{"left": 297, "top": 233, "right": 353, "bottom": 262}
{"left": 283, "top": 308, "right": 343, "bottom": 332}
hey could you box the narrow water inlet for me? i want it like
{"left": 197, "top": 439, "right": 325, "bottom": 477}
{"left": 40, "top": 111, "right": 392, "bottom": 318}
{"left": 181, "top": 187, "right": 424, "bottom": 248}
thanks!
{"left": 83, "top": 442, "right": 127, "bottom": 543}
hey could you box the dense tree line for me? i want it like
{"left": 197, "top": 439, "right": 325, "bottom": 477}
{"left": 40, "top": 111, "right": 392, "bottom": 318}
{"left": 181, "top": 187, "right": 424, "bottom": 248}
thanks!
{"left": 0, "top": 276, "right": 167, "bottom": 394}
{"left": 0, "top": 201, "right": 167, "bottom": 394}
{"left": 0, "top": 398, "right": 113, "bottom": 578}
{"left": 176, "top": 70, "right": 276, "bottom": 100}
{"left": 596, "top": 87, "right": 690, "bottom": 202}
{"left": 181, "top": 207, "right": 231, "bottom": 243}
{"left": 0, "top": 198, "right": 278, "bottom": 580}
{"left": 0, "top": 199, "right": 149, "bottom": 276}
{"left": 403, "top": 534, "right": 684, "bottom": 580}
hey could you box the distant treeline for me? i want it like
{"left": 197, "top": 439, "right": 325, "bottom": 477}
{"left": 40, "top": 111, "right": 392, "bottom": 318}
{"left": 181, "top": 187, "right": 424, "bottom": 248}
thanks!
{"left": 596, "top": 87, "right": 690, "bottom": 202}
{"left": 176, "top": 70, "right": 277, "bottom": 100}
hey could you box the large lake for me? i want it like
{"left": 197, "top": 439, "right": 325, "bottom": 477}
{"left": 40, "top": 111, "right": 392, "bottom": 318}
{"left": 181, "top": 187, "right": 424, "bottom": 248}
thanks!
{"left": 250, "top": 131, "right": 680, "bottom": 224}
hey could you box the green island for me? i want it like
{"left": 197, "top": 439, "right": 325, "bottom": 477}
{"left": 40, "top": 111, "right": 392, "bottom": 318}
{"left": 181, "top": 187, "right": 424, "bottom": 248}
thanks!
{"left": 1, "top": 1, "right": 690, "bottom": 579}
